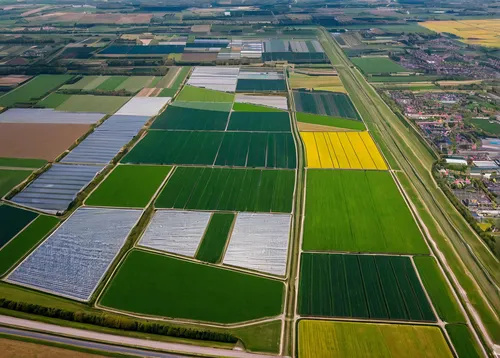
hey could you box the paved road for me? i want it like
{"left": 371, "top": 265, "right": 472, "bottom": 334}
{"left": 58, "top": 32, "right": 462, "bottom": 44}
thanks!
{"left": 0, "top": 315, "right": 276, "bottom": 358}
{"left": 0, "top": 326, "right": 181, "bottom": 357}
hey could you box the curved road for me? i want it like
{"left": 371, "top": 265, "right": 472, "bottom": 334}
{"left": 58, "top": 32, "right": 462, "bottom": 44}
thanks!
{"left": 0, "top": 315, "right": 276, "bottom": 358}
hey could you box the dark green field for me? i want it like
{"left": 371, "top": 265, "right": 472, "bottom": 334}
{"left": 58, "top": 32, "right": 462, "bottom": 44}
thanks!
{"left": 0, "top": 158, "right": 46, "bottom": 168}
{"left": 227, "top": 112, "right": 291, "bottom": 132}
{"left": 236, "top": 79, "right": 286, "bottom": 92}
{"left": 37, "top": 93, "right": 71, "bottom": 108}
{"left": 156, "top": 167, "right": 295, "bottom": 213}
{"left": 0, "top": 215, "right": 58, "bottom": 276}
{"left": 293, "top": 90, "right": 360, "bottom": 120}
{"left": 151, "top": 105, "right": 229, "bottom": 131}
{"left": 446, "top": 324, "right": 483, "bottom": 358}
{"left": 233, "top": 103, "right": 284, "bottom": 112}
{"left": 100, "top": 250, "right": 284, "bottom": 323}
{"left": 351, "top": 57, "right": 407, "bottom": 74}
{"left": 0, "top": 75, "right": 72, "bottom": 107}
{"left": 123, "top": 131, "right": 296, "bottom": 169}
{"left": 296, "top": 112, "right": 365, "bottom": 131}
{"left": 470, "top": 118, "right": 500, "bottom": 135}
{"left": 302, "top": 170, "right": 428, "bottom": 254}
{"left": 85, "top": 165, "right": 172, "bottom": 208}
{"left": 0, "top": 205, "right": 38, "bottom": 249}
{"left": 298, "top": 253, "right": 435, "bottom": 322}
{"left": 0, "top": 169, "right": 32, "bottom": 198}
{"left": 196, "top": 213, "right": 234, "bottom": 263}
{"left": 414, "top": 256, "right": 465, "bottom": 323}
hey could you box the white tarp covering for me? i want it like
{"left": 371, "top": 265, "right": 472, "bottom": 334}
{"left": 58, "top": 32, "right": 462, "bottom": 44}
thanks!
{"left": 223, "top": 213, "right": 291, "bottom": 276}
{"left": 8, "top": 207, "right": 142, "bottom": 301}
{"left": 115, "top": 97, "right": 171, "bottom": 117}
{"left": 0, "top": 108, "right": 105, "bottom": 125}
{"left": 235, "top": 94, "right": 288, "bottom": 111}
{"left": 187, "top": 66, "right": 239, "bottom": 92}
{"left": 139, "top": 210, "right": 211, "bottom": 257}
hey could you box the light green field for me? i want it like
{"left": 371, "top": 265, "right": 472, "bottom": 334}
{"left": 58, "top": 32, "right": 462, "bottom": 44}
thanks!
{"left": 56, "top": 95, "right": 130, "bottom": 114}
{"left": 351, "top": 57, "right": 408, "bottom": 74}
{"left": 61, "top": 76, "right": 104, "bottom": 90}
{"left": 297, "top": 112, "right": 365, "bottom": 131}
{"left": 233, "top": 103, "right": 283, "bottom": 112}
{"left": 116, "top": 76, "right": 156, "bottom": 92}
{"left": 37, "top": 93, "right": 70, "bottom": 108}
{"left": 176, "top": 85, "right": 235, "bottom": 102}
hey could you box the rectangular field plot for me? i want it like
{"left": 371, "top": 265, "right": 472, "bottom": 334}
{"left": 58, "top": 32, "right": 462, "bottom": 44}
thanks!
{"left": 56, "top": 95, "right": 131, "bottom": 115}
{"left": 11, "top": 164, "right": 104, "bottom": 214}
{"left": 138, "top": 210, "right": 211, "bottom": 257}
{"left": 297, "top": 112, "right": 365, "bottom": 131}
{"left": 303, "top": 170, "right": 428, "bottom": 254}
{"left": 156, "top": 167, "right": 295, "bottom": 213}
{"left": 298, "top": 253, "right": 436, "bottom": 321}
{"left": 99, "top": 250, "right": 284, "bottom": 323}
{"left": 61, "top": 115, "right": 150, "bottom": 165}
{"left": 86, "top": 165, "right": 172, "bottom": 208}
{"left": 186, "top": 66, "right": 239, "bottom": 92}
{"left": 446, "top": 324, "right": 483, "bottom": 358}
{"left": 176, "top": 85, "right": 235, "bottom": 103}
{"left": 351, "top": 56, "right": 408, "bottom": 74}
{"left": 298, "top": 320, "right": 452, "bottom": 358}
{"left": 301, "top": 131, "right": 387, "bottom": 169}
{"left": 123, "top": 131, "right": 296, "bottom": 169}
{"left": 235, "top": 94, "right": 288, "bottom": 111}
{"left": 0, "top": 205, "right": 37, "bottom": 250}
{"left": 8, "top": 207, "right": 141, "bottom": 301}
{"left": 293, "top": 90, "right": 360, "bottom": 120}
{"left": 0, "top": 169, "right": 31, "bottom": 198}
{"left": 115, "top": 97, "right": 171, "bottom": 117}
{"left": 223, "top": 213, "right": 291, "bottom": 276}
{"left": 0, "top": 123, "right": 91, "bottom": 161}
{"left": 151, "top": 105, "right": 229, "bottom": 131}
{"left": 195, "top": 213, "right": 234, "bottom": 264}
{"left": 0, "top": 108, "right": 104, "bottom": 125}
{"left": 227, "top": 112, "right": 291, "bottom": 132}
{"left": 0, "top": 75, "right": 72, "bottom": 107}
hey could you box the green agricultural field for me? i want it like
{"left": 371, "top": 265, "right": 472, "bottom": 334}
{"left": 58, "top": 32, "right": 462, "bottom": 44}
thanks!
{"left": 0, "top": 75, "right": 72, "bottom": 107}
{"left": 61, "top": 76, "right": 103, "bottom": 90}
{"left": 236, "top": 79, "right": 286, "bottom": 92}
{"left": 100, "top": 250, "right": 284, "bottom": 323}
{"left": 298, "top": 320, "right": 453, "bottom": 358}
{"left": 196, "top": 213, "right": 234, "bottom": 263}
{"left": 368, "top": 75, "right": 439, "bottom": 83}
{"left": 233, "top": 320, "right": 282, "bottom": 354}
{"left": 351, "top": 57, "right": 408, "bottom": 74}
{"left": 0, "top": 169, "right": 31, "bottom": 198}
{"left": 228, "top": 112, "right": 291, "bottom": 132}
{"left": 95, "top": 76, "right": 128, "bottom": 91}
{"left": 296, "top": 112, "right": 365, "bottom": 131}
{"left": 414, "top": 256, "right": 465, "bottom": 323}
{"left": 156, "top": 66, "right": 191, "bottom": 89}
{"left": 176, "top": 85, "right": 235, "bottom": 102}
{"left": 156, "top": 167, "right": 295, "bottom": 213}
{"left": 116, "top": 76, "right": 156, "bottom": 92}
{"left": 299, "top": 253, "right": 435, "bottom": 321}
{"left": 171, "top": 101, "right": 232, "bottom": 112}
{"left": 37, "top": 93, "right": 71, "bottom": 108}
{"left": 0, "top": 205, "right": 38, "bottom": 249}
{"left": 56, "top": 95, "right": 130, "bottom": 114}
{"left": 0, "top": 158, "right": 46, "bottom": 168}
{"left": 446, "top": 324, "right": 483, "bottom": 358}
{"left": 470, "top": 118, "right": 500, "bottom": 135}
{"left": 0, "top": 215, "right": 58, "bottom": 276}
{"left": 85, "top": 165, "right": 172, "bottom": 208}
{"left": 293, "top": 90, "right": 360, "bottom": 120}
{"left": 151, "top": 106, "right": 229, "bottom": 131}
{"left": 302, "top": 170, "right": 428, "bottom": 254}
{"left": 233, "top": 103, "right": 284, "bottom": 112}
{"left": 123, "top": 131, "right": 296, "bottom": 169}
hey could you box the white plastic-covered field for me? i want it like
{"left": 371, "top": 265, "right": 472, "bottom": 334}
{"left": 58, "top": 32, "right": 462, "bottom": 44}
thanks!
{"left": 115, "top": 97, "right": 171, "bottom": 116}
{"left": 8, "top": 207, "right": 142, "bottom": 301}
{"left": 223, "top": 213, "right": 291, "bottom": 276}
{"left": 235, "top": 94, "right": 288, "bottom": 111}
{"left": 138, "top": 210, "right": 211, "bottom": 257}
{"left": 187, "top": 66, "right": 239, "bottom": 92}
{"left": 0, "top": 108, "right": 105, "bottom": 124}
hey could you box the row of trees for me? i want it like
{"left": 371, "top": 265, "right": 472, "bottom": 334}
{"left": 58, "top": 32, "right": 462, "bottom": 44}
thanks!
{"left": 0, "top": 298, "right": 238, "bottom": 343}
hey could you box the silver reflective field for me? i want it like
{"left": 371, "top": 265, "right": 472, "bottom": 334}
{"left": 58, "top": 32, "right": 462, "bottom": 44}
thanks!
{"left": 11, "top": 164, "right": 104, "bottom": 214}
{"left": 115, "top": 97, "right": 171, "bottom": 116}
{"left": 187, "top": 66, "right": 239, "bottom": 92}
{"left": 235, "top": 94, "right": 288, "bottom": 110}
{"left": 0, "top": 108, "right": 105, "bottom": 125}
{"left": 8, "top": 207, "right": 142, "bottom": 301}
{"left": 139, "top": 210, "right": 211, "bottom": 257}
{"left": 223, "top": 213, "right": 291, "bottom": 276}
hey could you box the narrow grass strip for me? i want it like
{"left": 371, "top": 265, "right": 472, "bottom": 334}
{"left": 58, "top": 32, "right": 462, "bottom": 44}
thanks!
{"left": 196, "top": 213, "right": 235, "bottom": 263}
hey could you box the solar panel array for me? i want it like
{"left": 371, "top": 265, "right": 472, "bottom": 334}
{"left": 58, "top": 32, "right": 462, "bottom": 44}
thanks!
{"left": 11, "top": 164, "right": 104, "bottom": 214}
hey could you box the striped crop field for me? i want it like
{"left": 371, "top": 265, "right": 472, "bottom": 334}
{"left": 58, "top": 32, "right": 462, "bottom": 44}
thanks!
{"left": 298, "top": 320, "right": 453, "bottom": 358}
{"left": 301, "top": 131, "right": 387, "bottom": 169}
{"left": 156, "top": 167, "right": 295, "bottom": 213}
{"left": 298, "top": 253, "right": 435, "bottom": 321}
{"left": 302, "top": 170, "right": 428, "bottom": 254}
